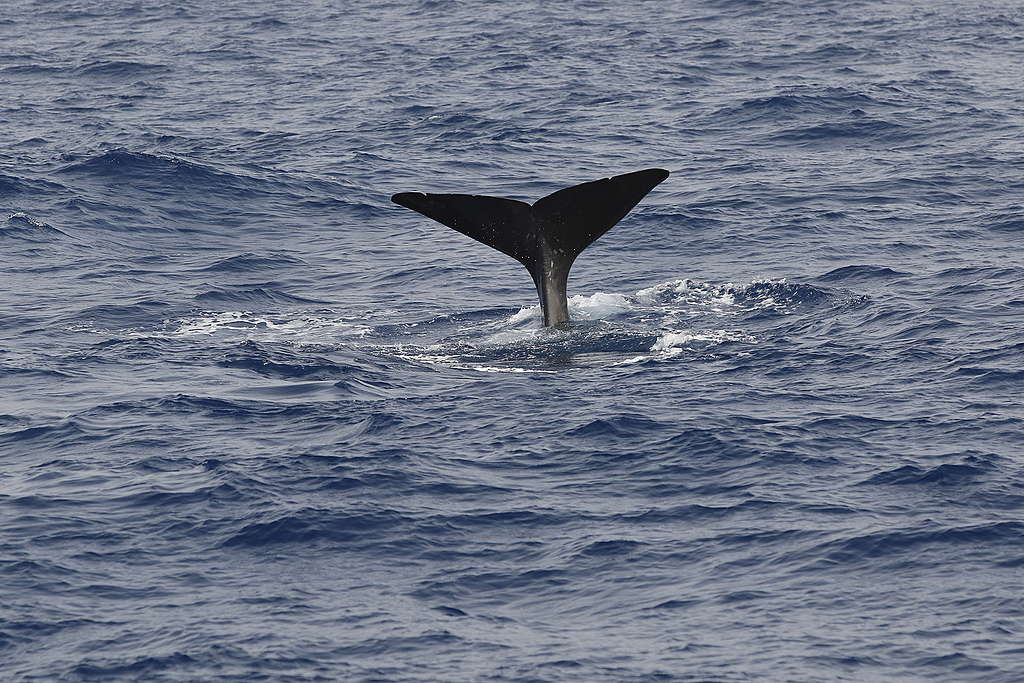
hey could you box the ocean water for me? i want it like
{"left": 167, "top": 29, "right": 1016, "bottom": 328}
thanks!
{"left": 2, "top": 0, "right": 1023, "bottom": 680}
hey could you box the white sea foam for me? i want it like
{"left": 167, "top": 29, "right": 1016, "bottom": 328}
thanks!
{"left": 570, "top": 291, "right": 633, "bottom": 318}
{"left": 505, "top": 277, "right": 796, "bottom": 329}
{"left": 617, "top": 328, "right": 757, "bottom": 365}
{"left": 635, "top": 278, "right": 739, "bottom": 312}
{"left": 508, "top": 291, "right": 633, "bottom": 325}
{"left": 150, "top": 311, "right": 373, "bottom": 341}
{"left": 652, "top": 329, "right": 756, "bottom": 351}
{"left": 471, "top": 365, "right": 557, "bottom": 374}
{"left": 507, "top": 306, "right": 543, "bottom": 325}
{"left": 480, "top": 328, "right": 544, "bottom": 346}
{"left": 391, "top": 347, "right": 557, "bottom": 373}
{"left": 6, "top": 211, "right": 50, "bottom": 228}
{"left": 635, "top": 278, "right": 692, "bottom": 303}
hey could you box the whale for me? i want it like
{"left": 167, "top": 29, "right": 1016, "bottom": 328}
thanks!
{"left": 391, "top": 168, "right": 669, "bottom": 327}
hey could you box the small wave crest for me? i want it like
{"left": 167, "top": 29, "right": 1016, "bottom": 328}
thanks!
{"left": 58, "top": 151, "right": 262, "bottom": 196}
{"left": 711, "top": 89, "right": 892, "bottom": 127}
{"left": 194, "top": 287, "right": 326, "bottom": 307}
{"left": 638, "top": 277, "right": 831, "bottom": 317}
{"left": 144, "top": 311, "right": 373, "bottom": 342}
{"left": 54, "top": 150, "right": 378, "bottom": 222}
{"left": 74, "top": 60, "right": 170, "bottom": 78}
{"left": 195, "top": 253, "right": 307, "bottom": 273}
{"left": 1, "top": 212, "right": 69, "bottom": 241}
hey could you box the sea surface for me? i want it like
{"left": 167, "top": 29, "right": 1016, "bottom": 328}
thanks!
{"left": 2, "top": 1, "right": 1023, "bottom": 680}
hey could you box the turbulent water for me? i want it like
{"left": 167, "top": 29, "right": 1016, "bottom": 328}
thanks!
{"left": 2, "top": 0, "right": 1023, "bottom": 680}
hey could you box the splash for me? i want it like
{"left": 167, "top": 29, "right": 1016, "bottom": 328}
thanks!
{"left": 508, "top": 291, "right": 635, "bottom": 325}
{"left": 506, "top": 277, "right": 817, "bottom": 329}
{"left": 378, "top": 278, "right": 790, "bottom": 370}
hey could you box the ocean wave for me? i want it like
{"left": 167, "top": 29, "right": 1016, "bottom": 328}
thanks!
{"left": 860, "top": 463, "right": 989, "bottom": 486}
{"left": 53, "top": 149, "right": 382, "bottom": 223}
{"left": 818, "top": 264, "right": 912, "bottom": 282}
{"left": 567, "top": 414, "right": 668, "bottom": 439}
{"left": 985, "top": 213, "right": 1024, "bottom": 232}
{"left": 217, "top": 340, "right": 366, "bottom": 380}
{"left": 194, "top": 253, "right": 308, "bottom": 273}
{"left": 0, "top": 365, "right": 72, "bottom": 379}
{"left": 109, "top": 482, "right": 250, "bottom": 509}
{"left": 809, "top": 521, "right": 1024, "bottom": 566}
{"left": 145, "top": 311, "right": 373, "bottom": 342}
{"left": 710, "top": 89, "right": 891, "bottom": 126}
{"left": 0, "top": 420, "right": 91, "bottom": 451}
{"left": 249, "top": 17, "right": 288, "bottom": 29}
{"left": 0, "top": 174, "right": 29, "bottom": 197}
{"left": 766, "top": 118, "right": 908, "bottom": 145}
{"left": 1, "top": 212, "right": 69, "bottom": 241}
{"left": 1, "top": 63, "right": 65, "bottom": 76}
{"left": 0, "top": 173, "right": 66, "bottom": 198}
{"left": 74, "top": 60, "right": 170, "bottom": 77}
{"left": 58, "top": 151, "right": 266, "bottom": 196}
{"left": 0, "top": 616, "right": 117, "bottom": 649}
{"left": 193, "top": 287, "right": 327, "bottom": 306}
{"left": 76, "top": 300, "right": 175, "bottom": 326}
{"left": 71, "top": 653, "right": 204, "bottom": 681}
{"left": 953, "top": 366, "right": 1024, "bottom": 386}
{"left": 221, "top": 507, "right": 410, "bottom": 548}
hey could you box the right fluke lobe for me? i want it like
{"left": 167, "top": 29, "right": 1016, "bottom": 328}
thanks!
{"left": 391, "top": 168, "right": 669, "bottom": 326}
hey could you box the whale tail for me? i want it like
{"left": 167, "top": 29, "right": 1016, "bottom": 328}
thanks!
{"left": 391, "top": 168, "right": 670, "bottom": 326}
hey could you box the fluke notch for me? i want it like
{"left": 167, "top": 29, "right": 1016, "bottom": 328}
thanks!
{"left": 392, "top": 168, "right": 669, "bottom": 327}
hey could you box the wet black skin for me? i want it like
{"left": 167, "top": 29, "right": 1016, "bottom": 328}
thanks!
{"left": 392, "top": 168, "right": 669, "bottom": 327}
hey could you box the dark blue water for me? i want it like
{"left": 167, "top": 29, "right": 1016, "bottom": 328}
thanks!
{"left": 2, "top": 1, "right": 1023, "bottom": 680}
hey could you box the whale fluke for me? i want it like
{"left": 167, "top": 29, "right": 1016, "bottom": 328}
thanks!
{"left": 392, "top": 168, "right": 669, "bottom": 327}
